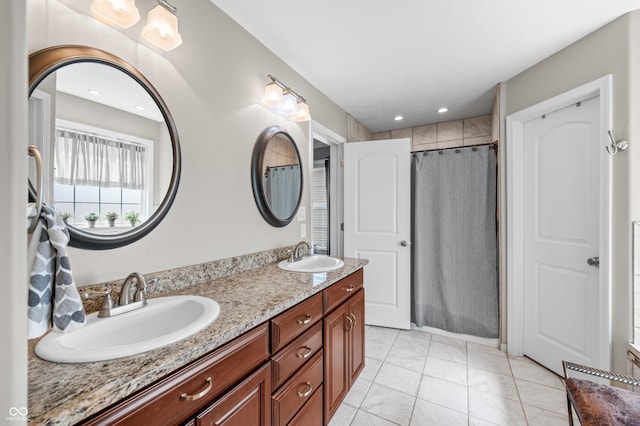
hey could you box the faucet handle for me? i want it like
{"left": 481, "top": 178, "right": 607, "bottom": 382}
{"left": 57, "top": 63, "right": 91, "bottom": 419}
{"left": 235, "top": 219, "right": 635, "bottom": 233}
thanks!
{"left": 134, "top": 277, "right": 157, "bottom": 303}
{"left": 84, "top": 290, "right": 114, "bottom": 318}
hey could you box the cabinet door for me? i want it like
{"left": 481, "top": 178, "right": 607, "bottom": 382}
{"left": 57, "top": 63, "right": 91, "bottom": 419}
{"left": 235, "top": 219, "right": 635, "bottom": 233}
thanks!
{"left": 323, "top": 303, "right": 348, "bottom": 422}
{"left": 288, "top": 386, "right": 323, "bottom": 426}
{"left": 195, "top": 363, "right": 270, "bottom": 426}
{"left": 348, "top": 289, "right": 365, "bottom": 386}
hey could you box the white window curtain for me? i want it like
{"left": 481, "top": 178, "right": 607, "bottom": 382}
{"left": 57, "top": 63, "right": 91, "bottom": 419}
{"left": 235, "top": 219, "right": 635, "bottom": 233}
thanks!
{"left": 54, "top": 128, "right": 146, "bottom": 190}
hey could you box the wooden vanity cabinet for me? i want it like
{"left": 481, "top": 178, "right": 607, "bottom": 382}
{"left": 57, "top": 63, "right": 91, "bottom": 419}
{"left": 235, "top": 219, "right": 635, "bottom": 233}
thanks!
{"left": 322, "top": 269, "right": 365, "bottom": 424}
{"left": 76, "top": 268, "right": 365, "bottom": 426}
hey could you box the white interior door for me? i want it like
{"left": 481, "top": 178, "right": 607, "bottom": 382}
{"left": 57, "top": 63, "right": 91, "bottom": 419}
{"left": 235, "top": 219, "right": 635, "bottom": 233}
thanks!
{"left": 523, "top": 96, "right": 601, "bottom": 375}
{"left": 344, "top": 139, "right": 411, "bottom": 330}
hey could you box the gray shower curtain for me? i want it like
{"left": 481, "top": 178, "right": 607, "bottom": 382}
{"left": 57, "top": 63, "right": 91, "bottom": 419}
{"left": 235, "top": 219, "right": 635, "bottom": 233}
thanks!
{"left": 265, "top": 165, "right": 301, "bottom": 219}
{"left": 411, "top": 145, "right": 498, "bottom": 338}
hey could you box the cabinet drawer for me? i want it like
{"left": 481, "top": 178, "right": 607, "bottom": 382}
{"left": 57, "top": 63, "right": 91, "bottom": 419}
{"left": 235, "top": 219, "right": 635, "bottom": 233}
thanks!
{"left": 288, "top": 385, "right": 323, "bottom": 426}
{"left": 82, "top": 323, "right": 270, "bottom": 426}
{"left": 271, "top": 322, "right": 323, "bottom": 390}
{"left": 271, "top": 292, "right": 322, "bottom": 353}
{"left": 271, "top": 351, "right": 323, "bottom": 426}
{"left": 194, "top": 362, "right": 271, "bottom": 426}
{"left": 323, "top": 269, "right": 363, "bottom": 314}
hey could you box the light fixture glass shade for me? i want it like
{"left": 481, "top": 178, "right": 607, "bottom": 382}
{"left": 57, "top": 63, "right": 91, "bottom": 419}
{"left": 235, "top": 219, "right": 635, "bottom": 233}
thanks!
{"left": 91, "top": 0, "right": 141, "bottom": 28}
{"left": 263, "top": 82, "right": 283, "bottom": 109}
{"left": 141, "top": 4, "right": 183, "bottom": 51}
{"left": 280, "top": 91, "right": 299, "bottom": 115}
{"left": 293, "top": 101, "right": 311, "bottom": 121}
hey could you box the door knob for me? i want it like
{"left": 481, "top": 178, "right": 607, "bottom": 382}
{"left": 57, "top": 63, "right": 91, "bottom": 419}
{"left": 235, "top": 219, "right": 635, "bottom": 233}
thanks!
{"left": 400, "top": 240, "right": 409, "bottom": 247}
{"left": 587, "top": 257, "right": 599, "bottom": 267}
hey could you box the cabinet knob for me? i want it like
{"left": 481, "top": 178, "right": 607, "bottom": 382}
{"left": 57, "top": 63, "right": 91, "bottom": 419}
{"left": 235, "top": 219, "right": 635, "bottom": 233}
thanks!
{"left": 296, "top": 314, "right": 312, "bottom": 325}
{"left": 345, "top": 284, "right": 355, "bottom": 292}
{"left": 180, "top": 377, "right": 212, "bottom": 402}
{"left": 297, "top": 382, "right": 313, "bottom": 398}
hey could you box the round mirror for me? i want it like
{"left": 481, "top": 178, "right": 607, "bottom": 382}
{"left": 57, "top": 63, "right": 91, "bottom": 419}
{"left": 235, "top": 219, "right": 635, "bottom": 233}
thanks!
{"left": 28, "top": 46, "right": 181, "bottom": 249}
{"left": 251, "top": 126, "right": 303, "bottom": 227}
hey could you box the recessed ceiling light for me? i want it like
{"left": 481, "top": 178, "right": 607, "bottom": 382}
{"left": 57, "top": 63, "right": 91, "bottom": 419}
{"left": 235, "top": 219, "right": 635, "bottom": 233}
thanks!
{"left": 394, "top": 115, "right": 404, "bottom": 121}
{"left": 135, "top": 105, "right": 145, "bottom": 111}
{"left": 437, "top": 107, "right": 448, "bottom": 113}
{"left": 88, "top": 89, "right": 101, "bottom": 96}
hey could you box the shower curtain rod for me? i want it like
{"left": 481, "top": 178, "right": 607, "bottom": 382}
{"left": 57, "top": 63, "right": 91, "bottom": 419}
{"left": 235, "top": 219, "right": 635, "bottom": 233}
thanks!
{"left": 412, "top": 141, "right": 497, "bottom": 155}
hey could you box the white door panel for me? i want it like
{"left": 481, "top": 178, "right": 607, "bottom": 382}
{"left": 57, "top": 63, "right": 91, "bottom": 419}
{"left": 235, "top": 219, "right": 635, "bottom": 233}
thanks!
{"left": 344, "top": 139, "right": 410, "bottom": 330}
{"left": 523, "top": 96, "right": 600, "bottom": 374}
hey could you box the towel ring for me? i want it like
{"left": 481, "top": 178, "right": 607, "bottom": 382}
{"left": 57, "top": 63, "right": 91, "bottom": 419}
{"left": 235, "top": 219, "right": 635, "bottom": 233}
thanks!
{"left": 28, "top": 145, "right": 43, "bottom": 234}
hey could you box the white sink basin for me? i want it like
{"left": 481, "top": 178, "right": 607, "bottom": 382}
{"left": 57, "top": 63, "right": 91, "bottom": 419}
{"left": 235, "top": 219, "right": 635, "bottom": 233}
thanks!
{"left": 35, "top": 295, "right": 220, "bottom": 363}
{"left": 278, "top": 255, "right": 344, "bottom": 273}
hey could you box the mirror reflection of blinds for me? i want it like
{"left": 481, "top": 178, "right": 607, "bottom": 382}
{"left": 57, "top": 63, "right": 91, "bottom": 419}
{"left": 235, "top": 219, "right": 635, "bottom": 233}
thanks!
{"left": 54, "top": 127, "right": 146, "bottom": 190}
{"left": 311, "top": 166, "right": 328, "bottom": 254}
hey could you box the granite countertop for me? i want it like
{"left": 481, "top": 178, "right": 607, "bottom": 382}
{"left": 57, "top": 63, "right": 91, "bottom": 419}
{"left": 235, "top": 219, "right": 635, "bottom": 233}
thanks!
{"left": 28, "top": 257, "right": 368, "bottom": 425}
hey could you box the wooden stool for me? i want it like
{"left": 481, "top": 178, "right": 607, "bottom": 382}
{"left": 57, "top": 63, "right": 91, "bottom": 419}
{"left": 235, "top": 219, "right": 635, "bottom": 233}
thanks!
{"left": 563, "top": 361, "right": 640, "bottom": 425}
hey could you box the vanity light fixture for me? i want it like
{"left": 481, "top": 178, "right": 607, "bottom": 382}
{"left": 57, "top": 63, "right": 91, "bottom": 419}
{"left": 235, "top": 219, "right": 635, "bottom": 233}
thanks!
{"left": 437, "top": 107, "right": 449, "bottom": 113}
{"left": 91, "top": 0, "right": 141, "bottom": 28}
{"left": 394, "top": 115, "right": 404, "bottom": 121}
{"left": 141, "top": 0, "right": 183, "bottom": 51}
{"left": 280, "top": 90, "right": 299, "bottom": 115}
{"left": 293, "top": 100, "right": 311, "bottom": 122}
{"left": 263, "top": 81, "right": 284, "bottom": 109}
{"left": 262, "top": 75, "right": 311, "bottom": 122}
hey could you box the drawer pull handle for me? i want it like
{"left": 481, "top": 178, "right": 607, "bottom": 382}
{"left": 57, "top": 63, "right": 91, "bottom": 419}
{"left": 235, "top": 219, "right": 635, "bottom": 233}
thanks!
{"left": 345, "top": 285, "right": 355, "bottom": 292}
{"left": 296, "top": 346, "right": 313, "bottom": 359}
{"left": 345, "top": 314, "right": 354, "bottom": 332}
{"left": 180, "top": 377, "right": 212, "bottom": 402}
{"left": 349, "top": 313, "right": 357, "bottom": 328}
{"left": 296, "top": 314, "right": 312, "bottom": 325}
{"left": 297, "top": 382, "right": 313, "bottom": 398}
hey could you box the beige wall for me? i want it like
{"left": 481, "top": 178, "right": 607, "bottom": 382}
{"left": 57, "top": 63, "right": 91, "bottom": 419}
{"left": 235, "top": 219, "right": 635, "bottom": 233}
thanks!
{"left": 27, "top": 0, "right": 349, "bottom": 286}
{"left": 505, "top": 11, "right": 639, "bottom": 373}
{"left": 0, "top": 1, "right": 28, "bottom": 421}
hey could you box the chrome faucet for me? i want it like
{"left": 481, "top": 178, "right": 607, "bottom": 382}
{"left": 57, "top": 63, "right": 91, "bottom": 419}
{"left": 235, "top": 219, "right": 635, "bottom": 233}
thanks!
{"left": 85, "top": 273, "right": 157, "bottom": 318}
{"left": 289, "top": 241, "right": 312, "bottom": 262}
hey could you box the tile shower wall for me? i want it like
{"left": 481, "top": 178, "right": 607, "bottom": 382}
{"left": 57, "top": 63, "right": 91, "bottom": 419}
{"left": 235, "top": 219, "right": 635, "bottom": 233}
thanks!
{"left": 347, "top": 114, "right": 373, "bottom": 142}
{"left": 372, "top": 114, "right": 493, "bottom": 152}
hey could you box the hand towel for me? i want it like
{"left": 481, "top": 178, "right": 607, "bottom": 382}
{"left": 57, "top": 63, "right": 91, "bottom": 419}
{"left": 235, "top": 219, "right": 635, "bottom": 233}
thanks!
{"left": 28, "top": 205, "right": 86, "bottom": 338}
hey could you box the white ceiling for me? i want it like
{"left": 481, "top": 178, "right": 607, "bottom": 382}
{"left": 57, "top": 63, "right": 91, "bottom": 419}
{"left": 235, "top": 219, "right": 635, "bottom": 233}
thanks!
{"left": 211, "top": 0, "right": 640, "bottom": 132}
{"left": 56, "top": 62, "right": 164, "bottom": 122}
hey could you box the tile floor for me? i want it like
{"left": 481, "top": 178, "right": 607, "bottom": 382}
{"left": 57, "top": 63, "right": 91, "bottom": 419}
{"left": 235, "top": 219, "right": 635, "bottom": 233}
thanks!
{"left": 329, "top": 326, "right": 573, "bottom": 426}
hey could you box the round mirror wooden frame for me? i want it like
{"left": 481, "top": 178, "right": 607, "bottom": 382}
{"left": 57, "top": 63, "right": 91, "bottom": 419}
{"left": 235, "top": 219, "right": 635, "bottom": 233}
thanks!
{"left": 29, "top": 45, "right": 181, "bottom": 250}
{"left": 251, "top": 126, "right": 303, "bottom": 227}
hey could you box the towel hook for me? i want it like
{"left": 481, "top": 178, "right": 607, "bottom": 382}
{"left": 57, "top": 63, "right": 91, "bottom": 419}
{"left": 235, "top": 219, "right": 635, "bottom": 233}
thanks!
{"left": 28, "top": 145, "right": 43, "bottom": 234}
{"left": 606, "top": 130, "right": 628, "bottom": 155}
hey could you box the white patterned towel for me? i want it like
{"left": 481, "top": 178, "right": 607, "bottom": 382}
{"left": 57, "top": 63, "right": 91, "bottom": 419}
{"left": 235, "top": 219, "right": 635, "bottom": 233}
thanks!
{"left": 28, "top": 205, "right": 86, "bottom": 338}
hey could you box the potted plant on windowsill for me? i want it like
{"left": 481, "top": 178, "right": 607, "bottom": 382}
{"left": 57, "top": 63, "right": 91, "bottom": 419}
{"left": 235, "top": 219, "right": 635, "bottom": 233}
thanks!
{"left": 84, "top": 212, "right": 99, "bottom": 228}
{"left": 59, "top": 210, "right": 72, "bottom": 224}
{"left": 105, "top": 211, "right": 118, "bottom": 227}
{"left": 124, "top": 211, "right": 140, "bottom": 227}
